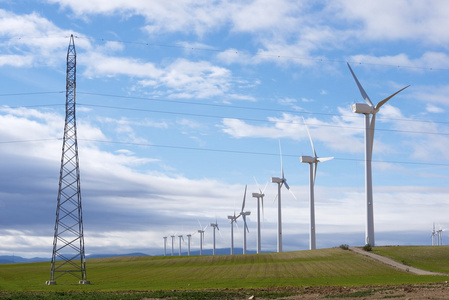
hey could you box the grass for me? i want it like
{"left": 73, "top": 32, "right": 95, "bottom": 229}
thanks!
{"left": 372, "top": 245, "right": 449, "bottom": 273}
{"left": 0, "top": 246, "right": 448, "bottom": 298}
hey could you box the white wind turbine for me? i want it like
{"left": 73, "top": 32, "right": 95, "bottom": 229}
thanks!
{"left": 186, "top": 234, "right": 192, "bottom": 255}
{"left": 227, "top": 212, "right": 240, "bottom": 255}
{"left": 431, "top": 223, "right": 436, "bottom": 246}
{"left": 210, "top": 220, "right": 220, "bottom": 255}
{"left": 170, "top": 235, "right": 175, "bottom": 256}
{"left": 271, "top": 141, "right": 296, "bottom": 252}
{"left": 300, "top": 118, "right": 333, "bottom": 250}
{"left": 197, "top": 221, "right": 208, "bottom": 255}
{"left": 252, "top": 179, "right": 267, "bottom": 254}
{"left": 163, "top": 236, "right": 167, "bottom": 256}
{"left": 348, "top": 63, "right": 409, "bottom": 247}
{"left": 178, "top": 234, "right": 184, "bottom": 256}
{"left": 239, "top": 185, "right": 251, "bottom": 254}
{"left": 437, "top": 225, "right": 446, "bottom": 246}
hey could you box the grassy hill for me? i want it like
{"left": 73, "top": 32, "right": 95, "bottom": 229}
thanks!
{"left": 0, "top": 246, "right": 448, "bottom": 296}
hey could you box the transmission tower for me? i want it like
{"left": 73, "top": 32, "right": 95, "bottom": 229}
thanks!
{"left": 46, "top": 35, "right": 89, "bottom": 285}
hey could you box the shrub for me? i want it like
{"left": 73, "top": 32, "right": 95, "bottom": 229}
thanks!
{"left": 363, "top": 244, "right": 372, "bottom": 251}
{"left": 339, "top": 244, "right": 349, "bottom": 250}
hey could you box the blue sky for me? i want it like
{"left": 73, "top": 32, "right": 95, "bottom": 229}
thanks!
{"left": 0, "top": 0, "right": 448, "bottom": 258}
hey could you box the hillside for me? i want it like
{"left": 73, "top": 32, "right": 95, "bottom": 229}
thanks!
{"left": 1, "top": 246, "right": 448, "bottom": 295}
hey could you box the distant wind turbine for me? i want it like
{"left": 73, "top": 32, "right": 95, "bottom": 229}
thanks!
{"left": 347, "top": 63, "right": 409, "bottom": 247}
{"left": 239, "top": 185, "right": 251, "bottom": 254}
{"left": 186, "top": 234, "right": 192, "bottom": 255}
{"left": 431, "top": 223, "right": 436, "bottom": 246}
{"left": 227, "top": 212, "right": 240, "bottom": 255}
{"left": 210, "top": 220, "right": 220, "bottom": 255}
{"left": 300, "top": 117, "right": 333, "bottom": 250}
{"left": 163, "top": 236, "right": 167, "bottom": 256}
{"left": 170, "top": 235, "right": 175, "bottom": 256}
{"left": 271, "top": 141, "right": 296, "bottom": 252}
{"left": 178, "top": 235, "right": 184, "bottom": 256}
{"left": 252, "top": 178, "right": 267, "bottom": 254}
{"left": 197, "top": 221, "right": 208, "bottom": 255}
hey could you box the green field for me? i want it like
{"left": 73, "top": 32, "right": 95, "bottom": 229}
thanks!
{"left": 0, "top": 246, "right": 448, "bottom": 298}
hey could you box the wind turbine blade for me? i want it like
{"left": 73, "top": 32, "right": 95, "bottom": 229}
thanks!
{"left": 244, "top": 219, "right": 249, "bottom": 233}
{"left": 375, "top": 85, "right": 410, "bottom": 110}
{"left": 302, "top": 117, "right": 316, "bottom": 157}
{"left": 254, "top": 176, "right": 262, "bottom": 193}
{"left": 317, "top": 157, "right": 334, "bottom": 163}
{"left": 273, "top": 193, "right": 278, "bottom": 204}
{"left": 197, "top": 219, "right": 202, "bottom": 230}
{"left": 347, "top": 63, "right": 373, "bottom": 107}
{"left": 242, "top": 184, "right": 247, "bottom": 211}
{"left": 262, "top": 181, "right": 269, "bottom": 194}
{"left": 313, "top": 162, "right": 317, "bottom": 186}
{"left": 284, "top": 180, "right": 290, "bottom": 190}
{"left": 288, "top": 187, "right": 297, "bottom": 200}
{"left": 261, "top": 196, "right": 265, "bottom": 221}
{"left": 279, "top": 140, "right": 284, "bottom": 179}
{"left": 369, "top": 113, "right": 376, "bottom": 154}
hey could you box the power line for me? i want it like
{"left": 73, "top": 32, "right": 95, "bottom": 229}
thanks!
{"left": 76, "top": 103, "right": 449, "bottom": 137}
{"left": 3, "top": 35, "right": 449, "bottom": 71}
{"left": 2, "top": 90, "right": 447, "bottom": 127}
{"left": 1, "top": 137, "right": 448, "bottom": 167}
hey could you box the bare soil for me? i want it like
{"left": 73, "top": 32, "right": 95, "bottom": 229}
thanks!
{"left": 277, "top": 283, "right": 449, "bottom": 299}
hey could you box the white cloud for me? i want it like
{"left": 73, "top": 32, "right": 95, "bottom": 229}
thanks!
{"left": 349, "top": 52, "right": 449, "bottom": 70}
{"left": 221, "top": 111, "right": 366, "bottom": 154}
{"left": 426, "top": 104, "right": 445, "bottom": 113}
{"left": 333, "top": 0, "right": 449, "bottom": 45}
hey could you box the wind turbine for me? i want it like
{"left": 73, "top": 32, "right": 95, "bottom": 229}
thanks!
{"left": 347, "top": 63, "right": 409, "bottom": 247}
{"left": 431, "top": 223, "right": 436, "bottom": 246}
{"left": 163, "top": 236, "right": 167, "bottom": 256}
{"left": 197, "top": 221, "right": 208, "bottom": 255}
{"left": 239, "top": 185, "right": 251, "bottom": 254}
{"left": 227, "top": 212, "right": 240, "bottom": 255}
{"left": 186, "top": 234, "right": 192, "bottom": 255}
{"left": 178, "top": 234, "right": 184, "bottom": 256}
{"left": 271, "top": 141, "right": 296, "bottom": 252}
{"left": 252, "top": 179, "right": 267, "bottom": 254}
{"left": 300, "top": 118, "right": 333, "bottom": 250}
{"left": 210, "top": 220, "right": 220, "bottom": 255}
{"left": 437, "top": 225, "right": 445, "bottom": 246}
{"left": 170, "top": 235, "right": 175, "bottom": 256}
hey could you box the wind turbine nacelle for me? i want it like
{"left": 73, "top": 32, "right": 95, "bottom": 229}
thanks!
{"left": 271, "top": 177, "right": 282, "bottom": 183}
{"left": 252, "top": 192, "right": 264, "bottom": 198}
{"left": 351, "top": 103, "right": 374, "bottom": 114}
{"left": 300, "top": 155, "right": 315, "bottom": 163}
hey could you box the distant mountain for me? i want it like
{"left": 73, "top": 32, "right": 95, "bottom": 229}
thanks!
{"left": 0, "top": 255, "right": 49, "bottom": 264}
{"left": 0, "top": 249, "right": 262, "bottom": 264}
{"left": 86, "top": 252, "right": 148, "bottom": 259}
{"left": 0, "top": 253, "right": 148, "bottom": 264}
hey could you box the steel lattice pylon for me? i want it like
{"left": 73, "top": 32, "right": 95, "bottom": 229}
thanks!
{"left": 46, "top": 35, "right": 89, "bottom": 285}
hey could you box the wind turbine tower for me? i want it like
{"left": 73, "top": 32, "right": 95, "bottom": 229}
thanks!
{"left": 300, "top": 118, "right": 333, "bottom": 250}
{"left": 210, "top": 221, "right": 219, "bottom": 255}
{"left": 227, "top": 213, "right": 239, "bottom": 255}
{"left": 239, "top": 185, "right": 251, "bottom": 254}
{"left": 186, "top": 234, "right": 192, "bottom": 255}
{"left": 252, "top": 180, "right": 266, "bottom": 254}
{"left": 271, "top": 141, "right": 295, "bottom": 252}
{"left": 170, "top": 235, "right": 175, "bottom": 256}
{"left": 178, "top": 235, "right": 184, "bottom": 256}
{"left": 47, "top": 35, "right": 89, "bottom": 285}
{"left": 348, "top": 63, "right": 409, "bottom": 247}
{"left": 163, "top": 236, "right": 167, "bottom": 256}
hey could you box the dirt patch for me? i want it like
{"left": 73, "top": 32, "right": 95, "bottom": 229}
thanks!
{"left": 139, "top": 283, "right": 449, "bottom": 299}
{"left": 278, "top": 283, "right": 449, "bottom": 299}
